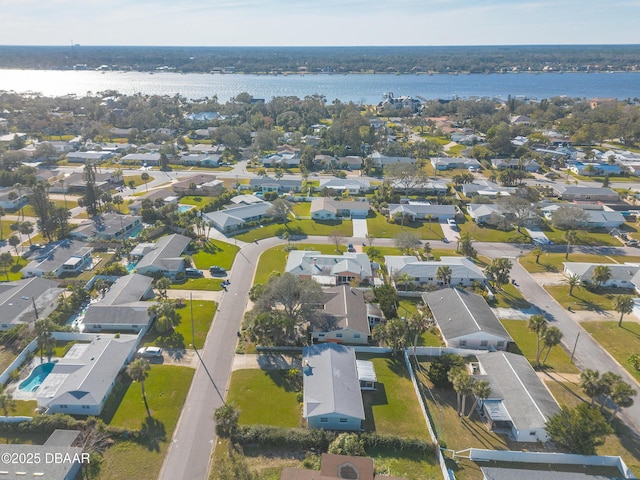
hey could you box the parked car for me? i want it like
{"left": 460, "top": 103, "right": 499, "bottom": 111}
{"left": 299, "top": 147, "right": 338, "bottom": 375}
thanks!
{"left": 347, "top": 243, "right": 356, "bottom": 252}
{"left": 138, "top": 346, "right": 163, "bottom": 358}
{"left": 185, "top": 268, "right": 204, "bottom": 278}
{"left": 209, "top": 266, "right": 227, "bottom": 274}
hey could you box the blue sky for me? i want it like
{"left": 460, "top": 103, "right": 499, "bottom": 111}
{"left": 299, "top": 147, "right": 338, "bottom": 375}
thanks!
{"left": 3, "top": 0, "right": 640, "bottom": 46}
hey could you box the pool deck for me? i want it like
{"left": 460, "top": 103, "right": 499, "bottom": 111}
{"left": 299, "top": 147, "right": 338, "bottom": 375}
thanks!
{"left": 10, "top": 357, "right": 61, "bottom": 401}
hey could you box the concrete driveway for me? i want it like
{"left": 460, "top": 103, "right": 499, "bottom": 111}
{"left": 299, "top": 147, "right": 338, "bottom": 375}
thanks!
{"left": 352, "top": 218, "right": 369, "bottom": 239}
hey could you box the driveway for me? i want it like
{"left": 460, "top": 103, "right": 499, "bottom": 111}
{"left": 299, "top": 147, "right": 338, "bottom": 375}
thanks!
{"left": 231, "top": 353, "right": 301, "bottom": 371}
{"left": 439, "top": 220, "right": 459, "bottom": 242}
{"left": 352, "top": 218, "right": 369, "bottom": 239}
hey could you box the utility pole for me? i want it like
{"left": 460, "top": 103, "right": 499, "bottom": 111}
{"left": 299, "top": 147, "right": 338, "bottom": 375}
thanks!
{"left": 570, "top": 331, "right": 580, "bottom": 364}
{"left": 190, "top": 292, "right": 195, "bottom": 348}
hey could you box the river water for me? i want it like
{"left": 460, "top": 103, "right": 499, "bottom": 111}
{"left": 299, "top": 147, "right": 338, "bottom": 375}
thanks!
{"left": 1, "top": 69, "right": 639, "bottom": 103}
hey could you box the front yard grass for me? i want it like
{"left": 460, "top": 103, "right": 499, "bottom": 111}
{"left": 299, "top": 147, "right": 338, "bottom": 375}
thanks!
{"left": 366, "top": 211, "right": 443, "bottom": 240}
{"left": 521, "top": 251, "right": 640, "bottom": 274}
{"left": 236, "top": 218, "right": 353, "bottom": 242}
{"left": 581, "top": 321, "right": 640, "bottom": 383}
{"left": 291, "top": 202, "right": 311, "bottom": 217}
{"left": 501, "top": 320, "right": 579, "bottom": 374}
{"left": 143, "top": 300, "right": 216, "bottom": 349}
{"left": 227, "top": 369, "right": 300, "bottom": 428}
{"left": 169, "top": 277, "right": 222, "bottom": 291}
{"left": 178, "top": 195, "right": 211, "bottom": 208}
{"left": 489, "top": 284, "right": 531, "bottom": 310}
{"left": 0, "top": 257, "right": 28, "bottom": 282}
{"left": 191, "top": 239, "right": 239, "bottom": 271}
{"left": 99, "top": 365, "right": 194, "bottom": 480}
{"left": 20, "top": 199, "right": 77, "bottom": 218}
{"left": 545, "top": 284, "right": 634, "bottom": 312}
{"left": 459, "top": 217, "right": 531, "bottom": 244}
{"left": 123, "top": 174, "right": 155, "bottom": 187}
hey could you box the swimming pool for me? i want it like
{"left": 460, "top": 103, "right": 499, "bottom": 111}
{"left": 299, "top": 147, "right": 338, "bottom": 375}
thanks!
{"left": 177, "top": 205, "right": 194, "bottom": 213}
{"left": 126, "top": 261, "right": 138, "bottom": 273}
{"left": 19, "top": 362, "right": 55, "bottom": 393}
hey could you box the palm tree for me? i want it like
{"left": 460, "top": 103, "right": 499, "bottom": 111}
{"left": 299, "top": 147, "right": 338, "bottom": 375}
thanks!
{"left": 448, "top": 368, "right": 464, "bottom": 415}
{"left": 564, "top": 230, "right": 577, "bottom": 260}
{"left": 467, "top": 380, "right": 491, "bottom": 418}
{"left": 154, "top": 277, "right": 171, "bottom": 300}
{"left": 8, "top": 235, "right": 20, "bottom": 257}
{"left": 127, "top": 358, "right": 151, "bottom": 416}
{"left": 591, "top": 265, "right": 611, "bottom": 290}
{"left": 531, "top": 246, "right": 544, "bottom": 264}
{"left": 564, "top": 273, "right": 582, "bottom": 296}
{"left": 541, "top": 326, "right": 563, "bottom": 364}
{"left": 423, "top": 241, "right": 432, "bottom": 260}
{"left": 35, "top": 319, "right": 55, "bottom": 362}
{"left": 141, "top": 172, "right": 150, "bottom": 192}
{"left": 18, "top": 222, "right": 34, "bottom": 246}
{"left": 12, "top": 183, "right": 24, "bottom": 221}
{"left": 436, "top": 265, "right": 452, "bottom": 286}
{"left": 395, "top": 272, "right": 414, "bottom": 292}
{"left": 609, "top": 380, "right": 637, "bottom": 420}
{"left": 528, "top": 314, "right": 548, "bottom": 367}
{"left": 614, "top": 295, "right": 634, "bottom": 327}
{"left": 580, "top": 369, "right": 602, "bottom": 406}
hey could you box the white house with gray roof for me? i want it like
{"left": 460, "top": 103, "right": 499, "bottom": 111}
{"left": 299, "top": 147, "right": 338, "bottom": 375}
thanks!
{"left": 468, "top": 204, "right": 502, "bottom": 224}
{"left": 387, "top": 256, "right": 486, "bottom": 289}
{"left": 203, "top": 201, "right": 273, "bottom": 233}
{"left": 551, "top": 185, "right": 620, "bottom": 202}
{"left": 286, "top": 251, "right": 373, "bottom": 285}
{"left": 36, "top": 333, "right": 139, "bottom": 416}
{"left": 69, "top": 213, "right": 142, "bottom": 242}
{"left": 302, "top": 343, "right": 365, "bottom": 431}
{"left": 431, "top": 157, "right": 481, "bottom": 171}
{"left": 422, "top": 288, "right": 511, "bottom": 350}
{"left": 318, "top": 177, "right": 371, "bottom": 194}
{"left": 311, "top": 198, "right": 370, "bottom": 220}
{"left": 387, "top": 203, "right": 456, "bottom": 221}
{"left": 0, "top": 278, "right": 63, "bottom": 331}
{"left": 369, "top": 151, "right": 415, "bottom": 168}
{"left": 22, "top": 240, "right": 93, "bottom": 278}
{"left": 563, "top": 262, "right": 640, "bottom": 289}
{"left": 135, "top": 234, "right": 191, "bottom": 280}
{"left": 475, "top": 351, "right": 560, "bottom": 442}
{"left": 83, "top": 274, "right": 155, "bottom": 333}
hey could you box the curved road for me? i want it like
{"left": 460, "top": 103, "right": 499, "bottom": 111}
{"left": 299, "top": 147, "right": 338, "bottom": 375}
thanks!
{"left": 160, "top": 236, "right": 640, "bottom": 479}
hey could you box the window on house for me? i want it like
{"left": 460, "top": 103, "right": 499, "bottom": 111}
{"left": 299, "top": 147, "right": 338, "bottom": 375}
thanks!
{"left": 530, "top": 430, "right": 536, "bottom": 436}
{"left": 320, "top": 418, "right": 328, "bottom": 423}
{"left": 480, "top": 340, "right": 488, "bottom": 347}
{"left": 497, "top": 341, "right": 504, "bottom": 347}
{"left": 459, "top": 340, "right": 467, "bottom": 347}
{"left": 354, "top": 334, "right": 360, "bottom": 339}
{"left": 339, "top": 418, "right": 348, "bottom": 423}
{"left": 336, "top": 333, "right": 343, "bottom": 338}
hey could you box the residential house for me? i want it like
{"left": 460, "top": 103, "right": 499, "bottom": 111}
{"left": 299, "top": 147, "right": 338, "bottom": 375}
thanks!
{"left": 563, "top": 262, "right": 640, "bottom": 289}
{"left": 368, "top": 151, "right": 416, "bottom": 168}
{"left": 281, "top": 453, "right": 407, "bottom": 480}
{"left": 569, "top": 162, "right": 622, "bottom": 176}
{"left": 0, "top": 277, "right": 63, "bottom": 331}
{"left": 302, "top": 343, "right": 365, "bottom": 431}
{"left": 83, "top": 274, "right": 155, "bottom": 333}
{"left": 285, "top": 250, "right": 373, "bottom": 285}
{"left": 468, "top": 204, "right": 502, "bottom": 224}
{"left": 203, "top": 202, "right": 273, "bottom": 233}
{"left": 36, "top": 333, "right": 139, "bottom": 416}
{"left": 541, "top": 204, "right": 625, "bottom": 229}
{"left": 65, "top": 151, "right": 113, "bottom": 163}
{"left": 474, "top": 351, "right": 560, "bottom": 442}
{"left": 186, "top": 111, "right": 218, "bottom": 122}
{"left": 379, "top": 93, "right": 421, "bottom": 112}
{"left": 260, "top": 151, "right": 301, "bottom": 168}
{"left": 431, "top": 157, "right": 481, "bottom": 171}
{"left": 172, "top": 174, "right": 225, "bottom": 196}
{"left": 491, "top": 158, "right": 541, "bottom": 172}
{"left": 229, "top": 194, "right": 265, "bottom": 206}
{"left": 387, "top": 257, "right": 487, "bottom": 289}
{"left": 135, "top": 234, "right": 191, "bottom": 280}
{"left": 509, "top": 114, "right": 531, "bottom": 125}
{"left": 301, "top": 135, "right": 321, "bottom": 146}
{"left": 423, "top": 288, "right": 512, "bottom": 350}
{"left": 338, "top": 155, "right": 364, "bottom": 170}
{"left": 249, "top": 176, "right": 302, "bottom": 193}
{"left": 318, "top": 178, "right": 371, "bottom": 194}
{"left": 120, "top": 153, "right": 161, "bottom": 166}
{"left": 462, "top": 181, "right": 515, "bottom": 198}
{"left": 50, "top": 172, "right": 121, "bottom": 193}
{"left": 69, "top": 213, "right": 142, "bottom": 242}
{"left": 22, "top": 240, "right": 93, "bottom": 278}
{"left": 0, "top": 430, "right": 85, "bottom": 480}
{"left": 551, "top": 185, "right": 620, "bottom": 202}
{"left": 390, "top": 179, "right": 448, "bottom": 195}
{"left": 189, "top": 143, "right": 224, "bottom": 154}
{"left": 0, "top": 186, "right": 28, "bottom": 211}
{"left": 387, "top": 203, "right": 457, "bottom": 221}
{"left": 310, "top": 198, "right": 370, "bottom": 220}
{"left": 311, "top": 285, "right": 375, "bottom": 345}
{"left": 127, "top": 188, "right": 175, "bottom": 214}
{"left": 178, "top": 153, "right": 221, "bottom": 167}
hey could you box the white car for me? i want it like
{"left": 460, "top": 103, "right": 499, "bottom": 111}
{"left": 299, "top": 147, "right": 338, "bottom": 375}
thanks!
{"left": 137, "top": 346, "right": 163, "bottom": 358}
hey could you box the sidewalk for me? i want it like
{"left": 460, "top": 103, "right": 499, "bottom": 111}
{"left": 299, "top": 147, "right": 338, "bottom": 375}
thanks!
{"left": 231, "top": 353, "right": 301, "bottom": 371}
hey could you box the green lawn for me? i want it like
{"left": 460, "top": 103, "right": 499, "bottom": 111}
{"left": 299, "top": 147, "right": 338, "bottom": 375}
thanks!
{"left": 459, "top": 216, "right": 531, "bottom": 243}
{"left": 144, "top": 300, "right": 216, "bottom": 349}
{"left": 501, "top": 320, "right": 579, "bottom": 373}
{"left": 291, "top": 202, "right": 311, "bottom": 217}
{"left": 538, "top": 224, "right": 620, "bottom": 247}
{"left": 360, "top": 355, "right": 429, "bottom": 438}
{"left": 254, "top": 246, "right": 289, "bottom": 286}
{"left": 191, "top": 239, "right": 239, "bottom": 271}
{"left": 227, "top": 369, "right": 300, "bottom": 427}
{"left": 366, "top": 211, "right": 443, "bottom": 240}
{"left": 123, "top": 174, "right": 155, "bottom": 187}
{"left": 582, "top": 322, "right": 640, "bottom": 383}
{"left": 489, "top": 284, "right": 531, "bottom": 310}
{"left": 545, "top": 284, "right": 634, "bottom": 312}
{"left": 12, "top": 400, "right": 38, "bottom": 417}
{"left": 398, "top": 299, "right": 444, "bottom": 346}
{"left": 178, "top": 196, "right": 210, "bottom": 208}
{"left": 99, "top": 365, "right": 194, "bottom": 480}
{"left": 235, "top": 218, "right": 353, "bottom": 242}
{"left": 19, "top": 199, "right": 78, "bottom": 218}
{"left": 520, "top": 251, "right": 640, "bottom": 274}
{"left": 0, "top": 257, "right": 28, "bottom": 282}
{"left": 170, "top": 277, "right": 222, "bottom": 291}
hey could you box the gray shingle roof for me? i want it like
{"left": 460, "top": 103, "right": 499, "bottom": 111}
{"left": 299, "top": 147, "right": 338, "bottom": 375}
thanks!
{"left": 313, "top": 285, "right": 370, "bottom": 336}
{"left": 422, "top": 288, "right": 511, "bottom": 342}
{"left": 303, "top": 343, "right": 365, "bottom": 420}
{"left": 135, "top": 234, "right": 190, "bottom": 271}
{"left": 0, "top": 277, "right": 63, "bottom": 327}
{"left": 286, "top": 251, "right": 372, "bottom": 279}
{"left": 480, "top": 466, "right": 625, "bottom": 480}
{"left": 386, "top": 256, "right": 486, "bottom": 283}
{"left": 563, "top": 262, "right": 640, "bottom": 284}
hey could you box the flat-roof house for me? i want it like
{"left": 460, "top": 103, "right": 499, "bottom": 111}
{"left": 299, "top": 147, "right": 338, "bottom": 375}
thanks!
{"left": 286, "top": 251, "right": 373, "bottom": 285}
{"left": 387, "top": 203, "right": 456, "bottom": 221}
{"left": 22, "top": 241, "right": 93, "bottom": 278}
{"left": 203, "top": 201, "right": 273, "bottom": 233}
{"left": 310, "top": 198, "right": 370, "bottom": 220}
{"left": 120, "top": 153, "right": 161, "bottom": 166}
{"left": 249, "top": 176, "right": 302, "bottom": 193}
{"left": 83, "top": 274, "right": 155, "bottom": 333}
{"left": 135, "top": 234, "right": 191, "bottom": 280}
{"left": 387, "top": 256, "right": 486, "bottom": 289}
{"left": 564, "top": 262, "right": 640, "bottom": 289}
{"left": 475, "top": 351, "right": 560, "bottom": 442}
{"left": 172, "top": 174, "right": 225, "bottom": 196}
{"left": 0, "top": 186, "right": 29, "bottom": 211}
{"left": 36, "top": 333, "right": 139, "bottom": 416}
{"left": 69, "top": 213, "right": 142, "bottom": 242}
{"left": 302, "top": 344, "right": 365, "bottom": 431}
{"left": 0, "top": 430, "right": 85, "bottom": 480}
{"left": 312, "top": 285, "right": 373, "bottom": 345}
{"left": 369, "top": 151, "right": 416, "bottom": 168}
{"left": 65, "top": 151, "right": 113, "bottom": 164}
{"left": 491, "top": 158, "right": 541, "bottom": 172}
{"left": 0, "top": 278, "right": 63, "bottom": 331}
{"left": 422, "top": 288, "right": 512, "bottom": 350}
{"left": 552, "top": 185, "right": 620, "bottom": 202}
{"left": 431, "top": 157, "right": 481, "bottom": 171}
{"left": 318, "top": 178, "right": 371, "bottom": 194}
